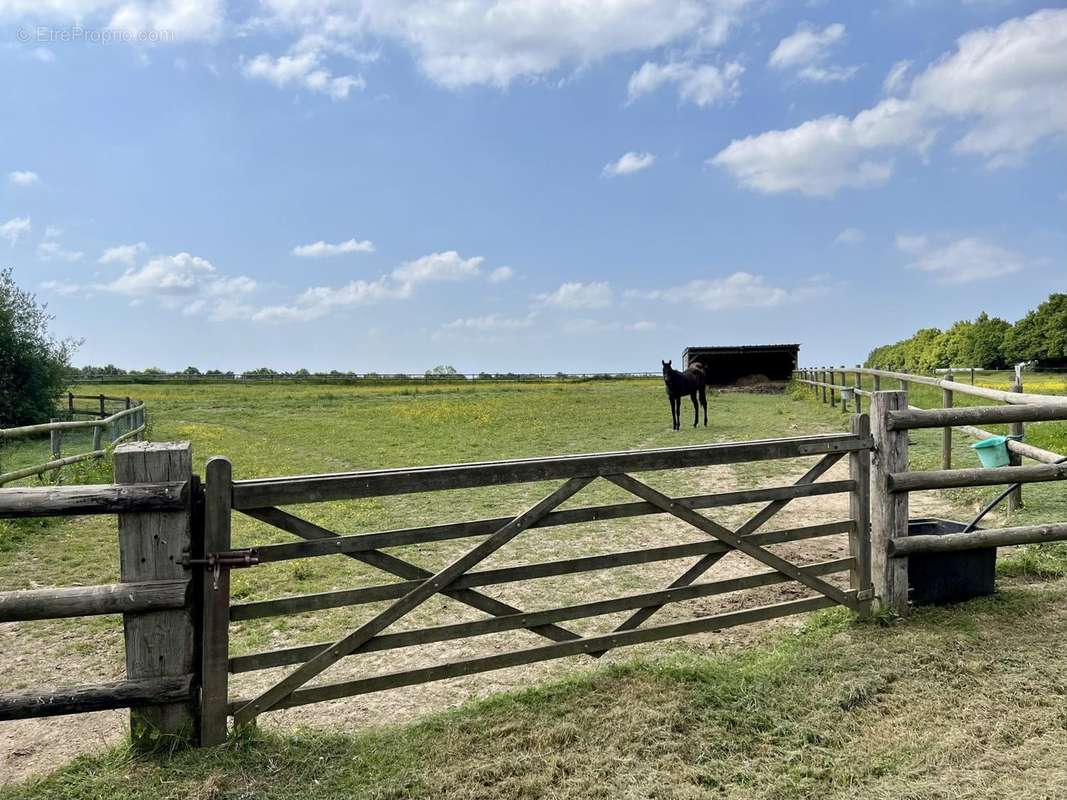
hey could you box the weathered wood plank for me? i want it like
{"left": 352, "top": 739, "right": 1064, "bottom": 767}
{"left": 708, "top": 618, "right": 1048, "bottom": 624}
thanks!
{"left": 230, "top": 520, "right": 855, "bottom": 621}
{"left": 227, "top": 595, "right": 849, "bottom": 713}
{"left": 248, "top": 479, "right": 856, "bottom": 563}
{"left": 231, "top": 434, "right": 870, "bottom": 509}
{"left": 848, "top": 413, "right": 872, "bottom": 612}
{"left": 115, "top": 442, "right": 196, "bottom": 749}
{"left": 871, "top": 392, "right": 910, "bottom": 616}
{"left": 0, "top": 580, "right": 189, "bottom": 622}
{"left": 0, "top": 482, "right": 187, "bottom": 518}
{"left": 241, "top": 507, "right": 586, "bottom": 645}
{"left": 888, "top": 403, "right": 1067, "bottom": 431}
{"left": 0, "top": 676, "right": 193, "bottom": 721}
{"left": 889, "top": 462, "right": 1067, "bottom": 492}
{"left": 606, "top": 474, "right": 856, "bottom": 609}
{"left": 229, "top": 558, "right": 854, "bottom": 673}
{"left": 889, "top": 523, "right": 1067, "bottom": 556}
{"left": 200, "top": 457, "right": 232, "bottom": 747}
{"left": 231, "top": 476, "right": 595, "bottom": 725}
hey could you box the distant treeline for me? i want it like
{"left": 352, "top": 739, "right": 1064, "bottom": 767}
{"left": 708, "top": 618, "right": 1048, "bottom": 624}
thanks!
{"left": 866, "top": 293, "right": 1067, "bottom": 372}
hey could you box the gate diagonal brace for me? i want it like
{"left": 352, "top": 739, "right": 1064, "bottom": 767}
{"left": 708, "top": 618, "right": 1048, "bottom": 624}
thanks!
{"left": 605, "top": 472, "right": 855, "bottom": 609}
{"left": 590, "top": 452, "right": 844, "bottom": 656}
{"left": 233, "top": 475, "right": 595, "bottom": 726}
{"left": 242, "top": 507, "right": 589, "bottom": 651}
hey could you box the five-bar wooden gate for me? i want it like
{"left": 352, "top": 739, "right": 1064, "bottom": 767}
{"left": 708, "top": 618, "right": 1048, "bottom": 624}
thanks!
{"left": 197, "top": 422, "right": 873, "bottom": 743}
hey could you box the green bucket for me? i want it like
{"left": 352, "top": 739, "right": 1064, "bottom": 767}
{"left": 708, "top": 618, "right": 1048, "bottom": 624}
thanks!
{"left": 972, "top": 436, "right": 1011, "bottom": 468}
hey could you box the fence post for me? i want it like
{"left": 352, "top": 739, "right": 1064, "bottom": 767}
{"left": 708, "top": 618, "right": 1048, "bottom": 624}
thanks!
{"left": 849, "top": 413, "right": 872, "bottom": 616}
{"left": 68, "top": 392, "right": 74, "bottom": 417}
{"left": 873, "top": 373, "right": 881, "bottom": 392}
{"left": 91, "top": 423, "right": 103, "bottom": 452}
{"left": 839, "top": 366, "right": 848, "bottom": 413}
{"left": 99, "top": 394, "right": 106, "bottom": 419}
{"left": 1008, "top": 376, "right": 1024, "bottom": 511}
{"left": 829, "top": 369, "right": 837, "bottom": 407}
{"left": 970, "top": 367, "right": 975, "bottom": 385}
{"left": 820, "top": 369, "right": 827, "bottom": 403}
{"left": 853, "top": 365, "right": 862, "bottom": 414}
{"left": 49, "top": 419, "right": 61, "bottom": 459}
{"left": 942, "top": 372, "right": 953, "bottom": 470}
{"left": 114, "top": 442, "right": 197, "bottom": 750}
{"left": 200, "top": 456, "right": 232, "bottom": 746}
{"left": 870, "top": 391, "right": 910, "bottom": 617}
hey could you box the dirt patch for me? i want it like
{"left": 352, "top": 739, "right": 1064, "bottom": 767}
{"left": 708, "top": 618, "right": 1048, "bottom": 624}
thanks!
{"left": 0, "top": 457, "right": 962, "bottom": 784}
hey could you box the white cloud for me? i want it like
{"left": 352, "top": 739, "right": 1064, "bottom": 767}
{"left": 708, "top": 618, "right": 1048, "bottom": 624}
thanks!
{"left": 31, "top": 47, "right": 55, "bottom": 62}
{"left": 489, "top": 266, "right": 514, "bottom": 283}
{"left": 37, "top": 240, "right": 83, "bottom": 262}
{"left": 39, "top": 280, "right": 81, "bottom": 296}
{"left": 534, "top": 281, "right": 613, "bottom": 310}
{"left": 627, "top": 60, "right": 743, "bottom": 107}
{"left": 255, "top": 249, "right": 494, "bottom": 322}
{"left": 897, "top": 234, "right": 1024, "bottom": 284}
{"left": 8, "top": 170, "right": 39, "bottom": 186}
{"left": 256, "top": 0, "right": 755, "bottom": 89}
{"left": 796, "top": 64, "right": 859, "bottom": 83}
{"left": 0, "top": 217, "right": 31, "bottom": 246}
{"left": 99, "top": 242, "right": 148, "bottom": 265}
{"left": 103, "top": 252, "right": 258, "bottom": 319}
{"left": 443, "top": 313, "right": 534, "bottom": 332}
{"left": 834, "top": 227, "right": 865, "bottom": 245}
{"left": 292, "top": 238, "right": 375, "bottom": 258}
{"left": 768, "top": 22, "right": 846, "bottom": 71}
{"left": 0, "top": 0, "right": 225, "bottom": 40}
{"left": 628, "top": 271, "right": 797, "bottom": 310}
{"left": 602, "top": 151, "right": 656, "bottom": 177}
{"left": 713, "top": 9, "right": 1067, "bottom": 195}
{"left": 242, "top": 51, "right": 365, "bottom": 99}
{"left": 882, "top": 59, "right": 911, "bottom": 95}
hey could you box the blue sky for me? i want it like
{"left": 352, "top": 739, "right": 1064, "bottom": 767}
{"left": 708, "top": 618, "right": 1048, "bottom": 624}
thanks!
{"left": 1, "top": 0, "right": 1064, "bottom": 373}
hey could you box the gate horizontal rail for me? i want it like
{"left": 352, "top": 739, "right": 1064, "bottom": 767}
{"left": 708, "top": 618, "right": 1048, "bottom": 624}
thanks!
{"left": 231, "top": 432, "right": 870, "bottom": 508}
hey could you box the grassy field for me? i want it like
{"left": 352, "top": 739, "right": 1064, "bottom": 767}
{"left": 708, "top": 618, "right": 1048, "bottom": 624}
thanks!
{"left": 3, "top": 377, "right": 1067, "bottom": 798}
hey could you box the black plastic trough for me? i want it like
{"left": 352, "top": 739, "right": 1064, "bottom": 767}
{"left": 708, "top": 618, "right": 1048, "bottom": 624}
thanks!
{"left": 907, "top": 518, "right": 996, "bottom": 606}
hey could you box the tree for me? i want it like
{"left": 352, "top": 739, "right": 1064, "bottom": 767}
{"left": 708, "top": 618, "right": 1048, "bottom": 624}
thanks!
{"left": 426, "top": 364, "right": 459, "bottom": 376}
{"left": 183, "top": 366, "right": 202, "bottom": 375}
{"left": 1004, "top": 294, "right": 1067, "bottom": 365}
{"left": 0, "top": 268, "right": 76, "bottom": 426}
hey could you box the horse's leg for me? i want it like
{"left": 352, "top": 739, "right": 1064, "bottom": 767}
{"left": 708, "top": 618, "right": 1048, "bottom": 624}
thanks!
{"left": 673, "top": 396, "right": 681, "bottom": 430}
{"left": 700, "top": 387, "right": 708, "bottom": 426}
{"left": 667, "top": 392, "right": 676, "bottom": 429}
{"left": 691, "top": 392, "right": 698, "bottom": 427}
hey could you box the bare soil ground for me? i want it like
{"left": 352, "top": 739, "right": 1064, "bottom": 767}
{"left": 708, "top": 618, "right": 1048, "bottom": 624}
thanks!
{"left": 0, "top": 455, "right": 959, "bottom": 785}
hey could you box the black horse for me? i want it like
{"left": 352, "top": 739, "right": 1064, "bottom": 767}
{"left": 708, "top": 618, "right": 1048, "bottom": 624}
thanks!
{"left": 662, "top": 360, "right": 708, "bottom": 430}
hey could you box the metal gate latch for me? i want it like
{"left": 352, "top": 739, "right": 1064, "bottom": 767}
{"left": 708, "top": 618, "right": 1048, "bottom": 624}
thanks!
{"left": 183, "top": 549, "right": 259, "bottom": 589}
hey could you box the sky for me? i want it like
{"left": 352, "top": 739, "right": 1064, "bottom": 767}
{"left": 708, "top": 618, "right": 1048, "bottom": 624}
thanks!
{"left": 1, "top": 0, "right": 1064, "bottom": 374}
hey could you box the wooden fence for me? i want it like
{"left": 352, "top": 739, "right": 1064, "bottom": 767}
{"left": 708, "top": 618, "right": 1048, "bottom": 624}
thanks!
{"left": 794, "top": 365, "right": 1067, "bottom": 508}
{"left": 0, "top": 430, "right": 874, "bottom": 746}
{"left": 0, "top": 398, "right": 147, "bottom": 485}
{"left": 6, "top": 394, "right": 1067, "bottom": 748}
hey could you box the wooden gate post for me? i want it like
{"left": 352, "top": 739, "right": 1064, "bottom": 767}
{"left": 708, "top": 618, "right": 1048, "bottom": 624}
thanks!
{"left": 114, "top": 442, "right": 197, "bottom": 749}
{"left": 870, "top": 392, "right": 910, "bottom": 616}
{"left": 853, "top": 366, "right": 863, "bottom": 415}
{"left": 848, "top": 413, "right": 872, "bottom": 616}
{"left": 200, "top": 456, "right": 232, "bottom": 746}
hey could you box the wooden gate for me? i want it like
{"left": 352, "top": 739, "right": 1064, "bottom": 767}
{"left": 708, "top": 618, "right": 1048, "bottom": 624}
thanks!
{"left": 197, "top": 422, "right": 874, "bottom": 743}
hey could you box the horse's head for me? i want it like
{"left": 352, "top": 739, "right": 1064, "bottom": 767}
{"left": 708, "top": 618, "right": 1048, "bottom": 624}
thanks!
{"left": 661, "top": 360, "right": 672, "bottom": 383}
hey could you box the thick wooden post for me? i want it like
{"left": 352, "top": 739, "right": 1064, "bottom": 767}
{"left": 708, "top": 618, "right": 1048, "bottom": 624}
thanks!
{"left": 114, "top": 442, "right": 196, "bottom": 749}
{"left": 1008, "top": 377, "right": 1024, "bottom": 511}
{"left": 839, "top": 366, "right": 848, "bottom": 413}
{"left": 942, "top": 372, "right": 953, "bottom": 470}
{"left": 91, "top": 424, "right": 103, "bottom": 452}
{"left": 849, "top": 414, "right": 872, "bottom": 616}
{"left": 853, "top": 365, "right": 862, "bottom": 414}
{"left": 870, "top": 392, "right": 910, "bottom": 616}
{"left": 200, "top": 457, "right": 232, "bottom": 746}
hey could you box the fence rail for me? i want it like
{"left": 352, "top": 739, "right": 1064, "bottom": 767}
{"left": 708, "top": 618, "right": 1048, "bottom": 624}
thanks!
{"left": 0, "top": 399, "right": 147, "bottom": 485}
